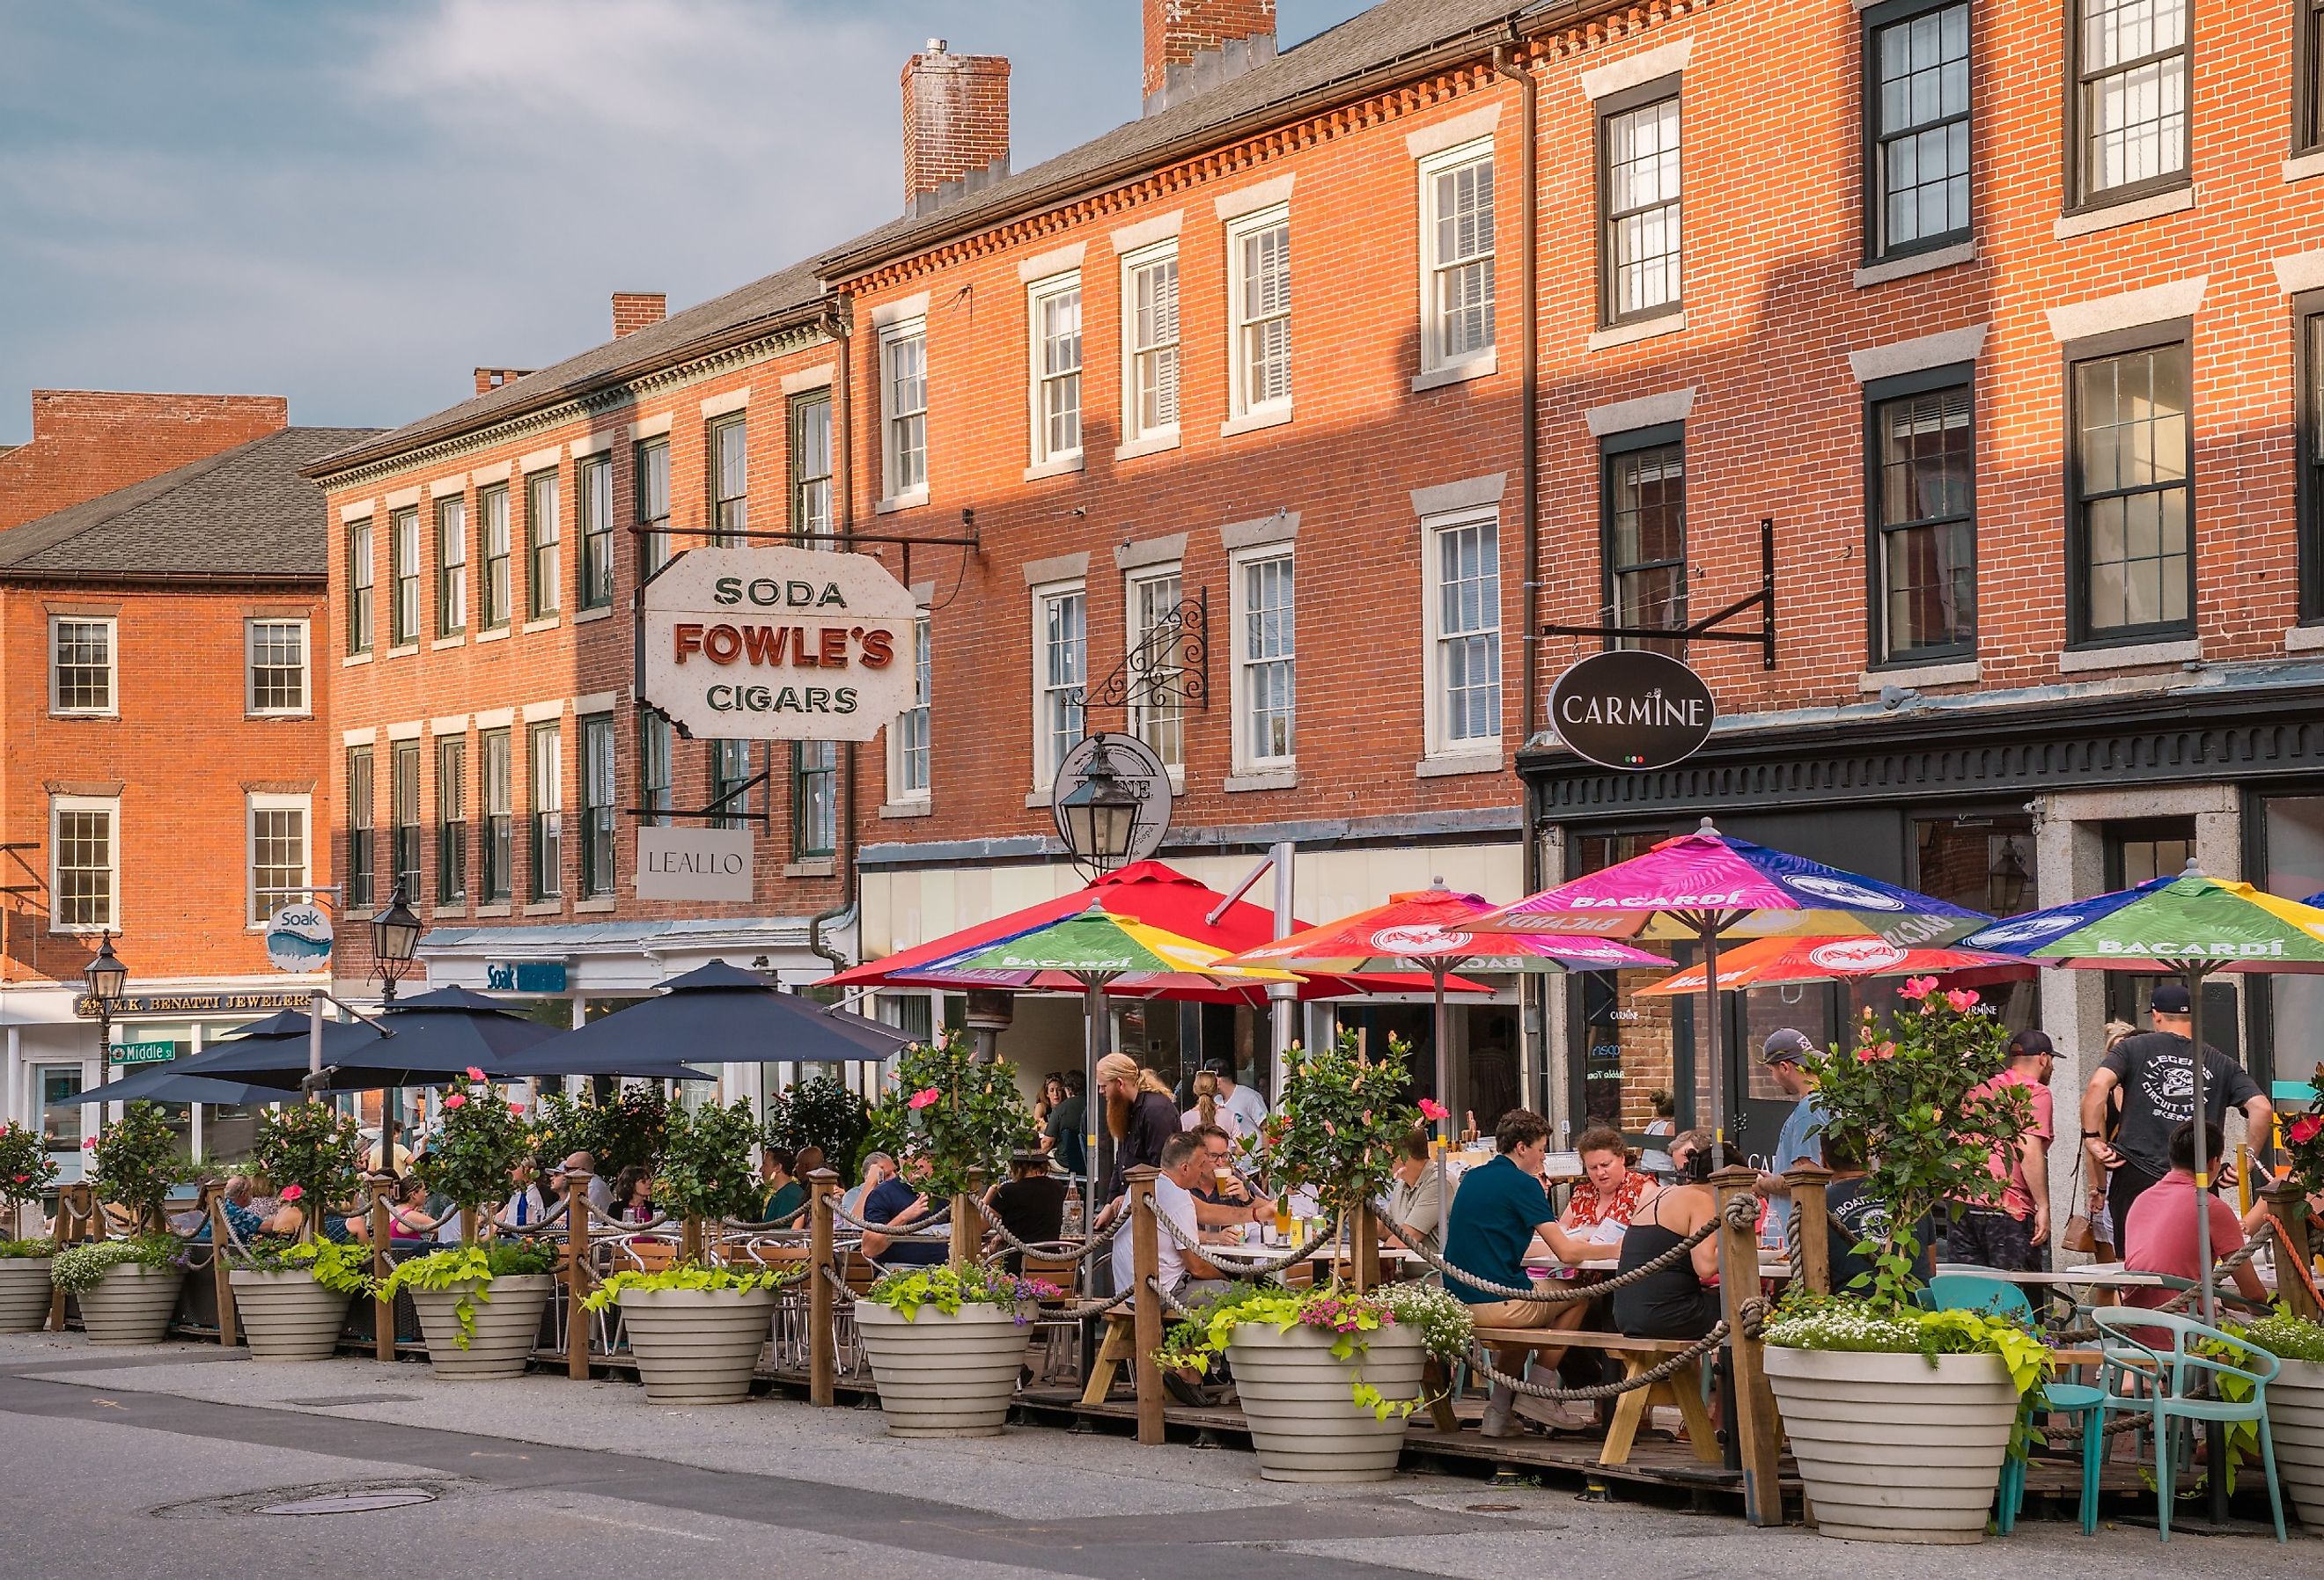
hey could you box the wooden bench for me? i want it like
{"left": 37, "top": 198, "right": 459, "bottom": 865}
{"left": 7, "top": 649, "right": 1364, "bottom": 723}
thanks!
{"left": 1472, "top": 1326, "right": 1721, "bottom": 1467}
{"left": 1081, "top": 1308, "right": 1139, "bottom": 1405}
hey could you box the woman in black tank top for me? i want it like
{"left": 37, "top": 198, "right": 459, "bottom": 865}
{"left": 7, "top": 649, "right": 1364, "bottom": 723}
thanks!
{"left": 1608, "top": 1135, "right": 1729, "bottom": 1340}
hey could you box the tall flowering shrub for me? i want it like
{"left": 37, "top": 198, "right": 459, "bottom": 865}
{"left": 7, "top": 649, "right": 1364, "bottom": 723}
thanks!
{"left": 0, "top": 1121, "right": 58, "bottom": 1227}
{"left": 2281, "top": 1062, "right": 2324, "bottom": 1198}
{"left": 412, "top": 1071, "right": 532, "bottom": 1219}
{"left": 248, "top": 1102, "right": 365, "bottom": 1228}
{"left": 864, "top": 1033, "right": 1034, "bottom": 1202}
{"left": 1248, "top": 1027, "right": 1423, "bottom": 1226}
{"left": 85, "top": 1102, "right": 184, "bottom": 1233}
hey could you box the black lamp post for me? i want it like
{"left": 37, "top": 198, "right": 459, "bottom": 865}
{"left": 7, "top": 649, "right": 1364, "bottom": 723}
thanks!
{"left": 366, "top": 884, "right": 422, "bottom": 1175}
{"left": 1056, "top": 736, "right": 1142, "bottom": 876}
{"left": 84, "top": 930, "right": 129, "bottom": 1072}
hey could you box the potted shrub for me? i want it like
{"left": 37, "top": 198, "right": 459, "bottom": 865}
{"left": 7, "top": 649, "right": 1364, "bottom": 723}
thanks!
{"left": 763, "top": 1074, "right": 871, "bottom": 1185}
{"left": 387, "top": 1071, "right": 554, "bottom": 1377}
{"left": 0, "top": 1121, "right": 58, "bottom": 1332}
{"left": 230, "top": 1100, "right": 369, "bottom": 1360}
{"left": 1761, "top": 979, "right": 2047, "bottom": 1545}
{"left": 2226, "top": 1310, "right": 2324, "bottom": 1524}
{"left": 72, "top": 1103, "right": 188, "bottom": 1343}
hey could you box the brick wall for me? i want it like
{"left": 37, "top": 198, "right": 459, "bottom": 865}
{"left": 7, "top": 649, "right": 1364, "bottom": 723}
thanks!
{"left": 612, "top": 294, "right": 667, "bottom": 339}
{"left": 1144, "top": 0, "right": 1276, "bottom": 102}
{"left": 901, "top": 43, "right": 1011, "bottom": 207}
{"left": 0, "top": 391, "right": 287, "bottom": 533}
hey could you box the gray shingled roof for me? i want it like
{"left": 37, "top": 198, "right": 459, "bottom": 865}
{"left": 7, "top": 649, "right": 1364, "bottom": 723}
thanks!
{"left": 0, "top": 426, "right": 376, "bottom": 579}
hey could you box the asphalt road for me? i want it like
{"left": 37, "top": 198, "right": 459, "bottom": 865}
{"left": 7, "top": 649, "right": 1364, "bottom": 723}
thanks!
{"left": 0, "top": 1334, "right": 2313, "bottom": 1580}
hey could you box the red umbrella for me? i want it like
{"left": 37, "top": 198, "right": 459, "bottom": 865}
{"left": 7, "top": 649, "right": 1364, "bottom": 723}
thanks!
{"left": 1635, "top": 935, "right": 2033, "bottom": 996}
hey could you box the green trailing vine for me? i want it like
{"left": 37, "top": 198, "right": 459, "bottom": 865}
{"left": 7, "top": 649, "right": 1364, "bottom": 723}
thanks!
{"left": 1152, "top": 1282, "right": 1470, "bottom": 1421}
{"left": 860, "top": 1262, "right": 1059, "bottom": 1322}
{"left": 379, "top": 1240, "right": 557, "bottom": 1349}
{"left": 50, "top": 1235, "right": 182, "bottom": 1293}
{"left": 655, "top": 1100, "right": 762, "bottom": 1223}
{"left": 864, "top": 1033, "right": 1035, "bottom": 1202}
{"left": 581, "top": 1262, "right": 795, "bottom": 1313}
{"left": 85, "top": 1103, "right": 186, "bottom": 1234}
{"left": 234, "top": 1238, "right": 375, "bottom": 1298}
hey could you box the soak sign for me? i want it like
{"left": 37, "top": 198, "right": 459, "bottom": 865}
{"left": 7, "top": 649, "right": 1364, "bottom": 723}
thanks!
{"left": 642, "top": 547, "right": 916, "bottom": 741}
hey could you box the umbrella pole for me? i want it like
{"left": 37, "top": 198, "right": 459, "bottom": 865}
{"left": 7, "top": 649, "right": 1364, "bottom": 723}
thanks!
{"left": 1082, "top": 974, "right": 1109, "bottom": 1238}
{"left": 2185, "top": 962, "right": 2230, "bottom": 1530}
{"left": 1701, "top": 919, "right": 1725, "bottom": 1143}
{"left": 1431, "top": 961, "right": 1452, "bottom": 1147}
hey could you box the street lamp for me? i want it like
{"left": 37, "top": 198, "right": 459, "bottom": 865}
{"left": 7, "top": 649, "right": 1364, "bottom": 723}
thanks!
{"left": 1056, "top": 737, "right": 1142, "bottom": 875}
{"left": 84, "top": 930, "right": 129, "bottom": 1069}
{"left": 368, "top": 883, "right": 422, "bottom": 1007}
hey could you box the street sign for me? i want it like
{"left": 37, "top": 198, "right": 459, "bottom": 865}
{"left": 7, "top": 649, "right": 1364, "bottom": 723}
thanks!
{"left": 108, "top": 1040, "right": 176, "bottom": 1066}
{"left": 263, "top": 902, "right": 334, "bottom": 972}
{"left": 641, "top": 547, "right": 916, "bottom": 741}
{"left": 1547, "top": 650, "right": 1717, "bottom": 772}
{"left": 635, "top": 825, "right": 754, "bottom": 902}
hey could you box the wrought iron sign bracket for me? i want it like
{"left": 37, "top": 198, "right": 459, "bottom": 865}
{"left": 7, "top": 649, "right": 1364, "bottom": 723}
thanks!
{"left": 1540, "top": 518, "right": 1776, "bottom": 672}
{"left": 622, "top": 765, "right": 772, "bottom": 826}
{"left": 1075, "top": 586, "right": 1210, "bottom": 715}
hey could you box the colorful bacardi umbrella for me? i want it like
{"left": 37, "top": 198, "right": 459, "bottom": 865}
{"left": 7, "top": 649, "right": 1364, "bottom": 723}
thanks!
{"left": 1472, "top": 819, "right": 1990, "bottom": 1136}
{"left": 1219, "top": 887, "right": 1662, "bottom": 1143}
{"left": 1635, "top": 934, "right": 2029, "bottom": 996}
{"left": 934, "top": 907, "right": 1298, "bottom": 985}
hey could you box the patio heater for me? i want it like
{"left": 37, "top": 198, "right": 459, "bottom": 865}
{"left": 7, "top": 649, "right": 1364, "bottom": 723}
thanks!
{"left": 85, "top": 931, "right": 129, "bottom": 1094}
{"left": 366, "top": 884, "right": 423, "bottom": 1171}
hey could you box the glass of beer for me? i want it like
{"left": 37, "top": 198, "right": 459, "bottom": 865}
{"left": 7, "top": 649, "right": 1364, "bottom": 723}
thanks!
{"left": 1273, "top": 1198, "right": 1293, "bottom": 1239}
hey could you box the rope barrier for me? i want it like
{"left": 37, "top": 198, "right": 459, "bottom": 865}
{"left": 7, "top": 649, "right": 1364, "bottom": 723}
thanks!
{"left": 1466, "top": 1321, "right": 1731, "bottom": 1401}
{"left": 824, "top": 1198, "right": 954, "bottom": 1242}
{"left": 1146, "top": 1204, "right": 1337, "bottom": 1276}
{"left": 1377, "top": 1197, "right": 1721, "bottom": 1303}
{"left": 969, "top": 1193, "right": 1109, "bottom": 1263}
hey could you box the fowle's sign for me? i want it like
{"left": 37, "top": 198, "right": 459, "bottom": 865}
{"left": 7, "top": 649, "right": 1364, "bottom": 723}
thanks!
{"left": 635, "top": 824, "right": 754, "bottom": 902}
{"left": 641, "top": 547, "right": 916, "bottom": 741}
{"left": 1547, "top": 650, "right": 1717, "bottom": 772}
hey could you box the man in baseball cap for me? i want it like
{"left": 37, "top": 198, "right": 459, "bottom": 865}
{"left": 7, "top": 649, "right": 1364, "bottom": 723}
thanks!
{"left": 2082, "top": 983, "right": 2272, "bottom": 1237}
{"left": 1755, "top": 1028, "right": 1826, "bottom": 1242}
{"left": 1946, "top": 1029, "right": 2057, "bottom": 1271}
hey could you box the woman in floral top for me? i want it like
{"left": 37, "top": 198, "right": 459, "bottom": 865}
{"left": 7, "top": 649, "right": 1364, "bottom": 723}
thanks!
{"left": 1558, "top": 1127, "right": 1657, "bottom": 1247}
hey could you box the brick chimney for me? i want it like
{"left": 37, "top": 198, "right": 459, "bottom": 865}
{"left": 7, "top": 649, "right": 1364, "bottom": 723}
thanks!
{"left": 613, "top": 292, "right": 667, "bottom": 338}
{"left": 1144, "top": 0, "right": 1276, "bottom": 115}
{"left": 901, "top": 39, "right": 1011, "bottom": 216}
{"left": 474, "top": 367, "right": 534, "bottom": 396}
{"left": 0, "top": 390, "right": 288, "bottom": 533}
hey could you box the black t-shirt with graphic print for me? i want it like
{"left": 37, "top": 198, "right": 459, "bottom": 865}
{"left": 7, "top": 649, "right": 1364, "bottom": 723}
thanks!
{"left": 2099, "top": 1033, "right": 2261, "bottom": 1179}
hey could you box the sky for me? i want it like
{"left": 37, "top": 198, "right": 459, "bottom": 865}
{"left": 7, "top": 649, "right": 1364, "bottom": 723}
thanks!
{"left": 0, "top": 1, "right": 1376, "bottom": 442}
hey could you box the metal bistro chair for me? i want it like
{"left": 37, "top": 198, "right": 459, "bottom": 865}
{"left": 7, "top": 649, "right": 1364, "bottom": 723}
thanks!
{"left": 1920, "top": 1272, "right": 2106, "bottom": 1534}
{"left": 2088, "top": 1307, "right": 2288, "bottom": 1542}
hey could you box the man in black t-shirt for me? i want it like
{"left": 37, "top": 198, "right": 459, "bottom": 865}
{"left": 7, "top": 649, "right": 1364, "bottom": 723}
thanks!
{"left": 984, "top": 1150, "right": 1069, "bottom": 1275}
{"left": 2079, "top": 981, "right": 2272, "bottom": 1240}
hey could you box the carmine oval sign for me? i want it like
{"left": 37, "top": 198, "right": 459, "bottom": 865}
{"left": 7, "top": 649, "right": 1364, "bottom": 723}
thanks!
{"left": 1548, "top": 650, "right": 1716, "bottom": 773}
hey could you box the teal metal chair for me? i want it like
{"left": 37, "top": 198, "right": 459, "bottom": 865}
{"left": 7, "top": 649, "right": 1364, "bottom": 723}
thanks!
{"left": 1921, "top": 1273, "right": 2105, "bottom": 1533}
{"left": 2087, "top": 1307, "right": 2288, "bottom": 1541}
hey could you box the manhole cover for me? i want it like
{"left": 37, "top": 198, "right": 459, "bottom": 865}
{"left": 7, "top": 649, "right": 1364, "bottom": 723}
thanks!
{"left": 154, "top": 1478, "right": 465, "bottom": 1520}
{"left": 284, "top": 1393, "right": 421, "bottom": 1407}
{"left": 260, "top": 1488, "right": 437, "bottom": 1517}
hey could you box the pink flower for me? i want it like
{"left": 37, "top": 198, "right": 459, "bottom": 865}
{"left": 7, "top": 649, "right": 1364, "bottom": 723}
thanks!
{"left": 1321, "top": 1119, "right": 1335, "bottom": 1137}
{"left": 11, "top": 1174, "right": 28, "bottom": 1185}
{"left": 443, "top": 1093, "right": 467, "bottom": 1110}
{"left": 1943, "top": 988, "right": 1978, "bottom": 1011}
{"left": 2291, "top": 1114, "right": 2323, "bottom": 1144}
{"left": 907, "top": 1087, "right": 938, "bottom": 1111}
{"left": 281, "top": 1184, "right": 304, "bottom": 1202}
{"left": 464, "top": 1066, "right": 485, "bottom": 1082}
{"left": 82, "top": 1138, "right": 97, "bottom": 1151}
{"left": 1419, "top": 1098, "right": 1450, "bottom": 1121}
{"left": 508, "top": 1102, "right": 526, "bottom": 1116}
{"left": 1899, "top": 975, "right": 1938, "bottom": 1002}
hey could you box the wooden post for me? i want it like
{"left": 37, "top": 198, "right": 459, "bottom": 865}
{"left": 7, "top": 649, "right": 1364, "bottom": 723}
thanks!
{"left": 1128, "top": 1165, "right": 1166, "bottom": 1446}
{"left": 1350, "top": 1197, "right": 1380, "bottom": 1294}
{"left": 808, "top": 1169, "right": 837, "bottom": 1407}
{"left": 2265, "top": 1179, "right": 2319, "bottom": 1322}
{"left": 950, "top": 1179, "right": 980, "bottom": 1268}
{"left": 1713, "top": 1165, "right": 1783, "bottom": 1527}
{"left": 205, "top": 1185, "right": 238, "bottom": 1349}
{"left": 564, "top": 1172, "right": 593, "bottom": 1379}
{"left": 369, "top": 1176, "right": 394, "bottom": 1362}
{"left": 1784, "top": 1162, "right": 1832, "bottom": 1297}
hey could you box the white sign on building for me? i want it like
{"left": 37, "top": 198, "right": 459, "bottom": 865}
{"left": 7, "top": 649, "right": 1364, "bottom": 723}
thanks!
{"left": 641, "top": 547, "right": 916, "bottom": 741}
{"left": 635, "top": 825, "right": 755, "bottom": 902}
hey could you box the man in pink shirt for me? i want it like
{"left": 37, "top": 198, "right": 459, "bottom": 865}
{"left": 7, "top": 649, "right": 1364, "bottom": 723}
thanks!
{"left": 2122, "top": 1121, "right": 2269, "bottom": 1312}
{"left": 1945, "top": 1029, "right": 2055, "bottom": 1272}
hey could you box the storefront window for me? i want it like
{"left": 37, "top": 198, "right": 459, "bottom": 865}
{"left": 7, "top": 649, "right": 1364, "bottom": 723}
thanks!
{"left": 1912, "top": 812, "right": 2041, "bottom": 1033}
{"left": 2261, "top": 796, "right": 2324, "bottom": 1089}
{"left": 1571, "top": 831, "right": 1688, "bottom": 1136}
{"left": 38, "top": 1065, "right": 83, "bottom": 1154}
{"left": 2103, "top": 817, "right": 2195, "bottom": 1025}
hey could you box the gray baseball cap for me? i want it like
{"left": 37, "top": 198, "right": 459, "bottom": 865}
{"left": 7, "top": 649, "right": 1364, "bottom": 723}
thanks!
{"left": 1761, "top": 1028, "right": 1815, "bottom": 1064}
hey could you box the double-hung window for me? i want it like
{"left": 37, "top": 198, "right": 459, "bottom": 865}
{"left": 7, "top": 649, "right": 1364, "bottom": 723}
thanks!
{"left": 580, "top": 713, "right": 615, "bottom": 899}
{"left": 2068, "top": 324, "right": 2193, "bottom": 643}
{"left": 1226, "top": 207, "right": 1291, "bottom": 423}
{"left": 710, "top": 739, "right": 754, "bottom": 831}
{"left": 528, "top": 722, "right": 563, "bottom": 900}
{"left": 1122, "top": 242, "right": 1180, "bottom": 446}
{"left": 346, "top": 518, "right": 374, "bottom": 654}
{"left": 49, "top": 617, "right": 114, "bottom": 716}
{"left": 389, "top": 506, "right": 420, "bottom": 646}
{"left": 891, "top": 614, "right": 932, "bottom": 802}
{"left": 1033, "top": 583, "right": 1086, "bottom": 788}
{"left": 709, "top": 415, "right": 747, "bottom": 544}
{"left": 52, "top": 796, "right": 117, "bottom": 932}
{"left": 880, "top": 321, "right": 929, "bottom": 503}
{"left": 794, "top": 742, "right": 836, "bottom": 859}
{"left": 1864, "top": 0, "right": 1971, "bottom": 260}
{"left": 1419, "top": 142, "right": 1496, "bottom": 374}
{"left": 1233, "top": 550, "right": 1296, "bottom": 770}
{"left": 1426, "top": 511, "right": 1502, "bottom": 754}
{"left": 436, "top": 495, "right": 467, "bottom": 635}
{"left": 436, "top": 736, "right": 467, "bottom": 905}
{"left": 1867, "top": 367, "right": 1977, "bottom": 662}
{"left": 577, "top": 452, "right": 614, "bottom": 609}
{"left": 2070, "top": 0, "right": 2188, "bottom": 207}
{"left": 1599, "top": 80, "right": 1683, "bottom": 325}
{"left": 636, "top": 437, "right": 672, "bottom": 574}
{"left": 345, "top": 746, "right": 374, "bottom": 909}
{"left": 526, "top": 469, "right": 560, "bottom": 619}
{"left": 246, "top": 795, "right": 309, "bottom": 927}
{"left": 391, "top": 740, "right": 421, "bottom": 902}
{"left": 2302, "top": 296, "right": 2324, "bottom": 621}
{"left": 246, "top": 619, "right": 308, "bottom": 715}
{"left": 1601, "top": 427, "right": 1689, "bottom": 654}
{"left": 1126, "top": 567, "right": 1186, "bottom": 768}
{"left": 791, "top": 393, "right": 833, "bottom": 540}
{"left": 1027, "top": 273, "right": 1083, "bottom": 467}
{"left": 481, "top": 484, "right": 511, "bottom": 629}
{"left": 482, "top": 729, "right": 513, "bottom": 901}
{"left": 641, "top": 709, "right": 673, "bottom": 827}
{"left": 2301, "top": 0, "right": 2324, "bottom": 155}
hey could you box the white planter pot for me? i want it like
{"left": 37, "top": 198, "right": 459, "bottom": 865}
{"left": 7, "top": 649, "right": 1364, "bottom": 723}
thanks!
{"left": 1765, "top": 1345, "right": 2016, "bottom": 1544}
{"left": 408, "top": 1274, "right": 554, "bottom": 1379}
{"left": 0, "top": 1258, "right": 52, "bottom": 1334}
{"left": 1225, "top": 1322, "right": 1429, "bottom": 1483}
{"left": 616, "top": 1285, "right": 777, "bottom": 1404}
{"left": 229, "top": 1269, "right": 352, "bottom": 1363}
{"left": 75, "top": 1261, "right": 184, "bottom": 1345}
{"left": 2271, "top": 1356, "right": 2324, "bottom": 1527}
{"left": 856, "top": 1301, "right": 1026, "bottom": 1437}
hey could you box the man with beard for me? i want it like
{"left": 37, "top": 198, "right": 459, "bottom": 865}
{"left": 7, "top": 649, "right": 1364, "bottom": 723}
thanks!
{"left": 2081, "top": 982, "right": 2270, "bottom": 1236}
{"left": 1092, "top": 1051, "right": 1180, "bottom": 1231}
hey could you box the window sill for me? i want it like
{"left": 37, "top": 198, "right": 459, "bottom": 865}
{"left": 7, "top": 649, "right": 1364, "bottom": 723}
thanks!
{"left": 476, "top": 628, "right": 512, "bottom": 645}
{"left": 1022, "top": 452, "right": 1085, "bottom": 483}
{"left": 1114, "top": 429, "right": 1181, "bottom": 462}
{"left": 1411, "top": 352, "right": 1497, "bottom": 393}
{"left": 2055, "top": 185, "right": 2195, "bottom": 240}
{"left": 341, "top": 652, "right": 372, "bottom": 668}
{"left": 430, "top": 635, "right": 465, "bottom": 651}
{"left": 522, "top": 900, "right": 564, "bottom": 916}
{"left": 384, "top": 644, "right": 419, "bottom": 660}
{"left": 1587, "top": 312, "right": 1686, "bottom": 352}
{"left": 573, "top": 897, "right": 618, "bottom": 914}
{"left": 2285, "top": 623, "right": 2324, "bottom": 652}
{"left": 875, "top": 486, "right": 930, "bottom": 516}
{"left": 48, "top": 925, "right": 112, "bottom": 938}
{"left": 49, "top": 709, "right": 119, "bottom": 720}
{"left": 430, "top": 906, "right": 469, "bottom": 921}
{"left": 1224, "top": 769, "right": 1298, "bottom": 792}
{"left": 784, "top": 859, "right": 836, "bottom": 878}
{"left": 521, "top": 617, "right": 560, "bottom": 635}
{"left": 1857, "top": 658, "right": 1980, "bottom": 693}
{"left": 1853, "top": 240, "right": 1977, "bottom": 288}
{"left": 474, "top": 903, "right": 512, "bottom": 918}
{"left": 2288, "top": 150, "right": 2324, "bottom": 184}
{"left": 1219, "top": 406, "right": 1293, "bottom": 438}
{"left": 246, "top": 709, "right": 313, "bottom": 721}
{"left": 1025, "top": 790, "right": 1054, "bottom": 810}
{"left": 1416, "top": 750, "right": 1504, "bottom": 779}
{"left": 572, "top": 606, "right": 614, "bottom": 625}
{"left": 2056, "top": 636, "right": 2202, "bottom": 673}
{"left": 879, "top": 799, "right": 933, "bottom": 819}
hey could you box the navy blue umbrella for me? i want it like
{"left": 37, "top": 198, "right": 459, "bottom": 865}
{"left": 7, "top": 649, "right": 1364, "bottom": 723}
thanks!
{"left": 75, "top": 1069, "right": 287, "bottom": 1106}
{"left": 493, "top": 961, "right": 912, "bottom": 1078}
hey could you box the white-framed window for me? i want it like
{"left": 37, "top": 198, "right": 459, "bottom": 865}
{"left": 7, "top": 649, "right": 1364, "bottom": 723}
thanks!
{"left": 436, "top": 496, "right": 467, "bottom": 635}
{"left": 48, "top": 616, "right": 115, "bottom": 716}
{"left": 1418, "top": 139, "right": 1497, "bottom": 373}
{"left": 1027, "top": 273, "right": 1083, "bottom": 467}
{"left": 890, "top": 613, "right": 932, "bottom": 802}
{"left": 1231, "top": 547, "right": 1296, "bottom": 770}
{"left": 879, "top": 319, "right": 929, "bottom": 505}
{"left": 1032, "top": 581, "right": 1086, "bottom": 790}
{"left": 246, "top": 793, "right": 310, "bottom": 927}
{"left": 1600, "top": 84, "right": 1684, "bottom": 325}
{"left": 389, "top": 505, "right": 420, "bottom": 645}
{"left": 1122, "top": 240, "right": 1180, "bottom": 445}
{"left": 1225, "top": 204, "right": 1292, "bottom": 423}
{"left": 49, "top": 794, "right": 118, "bottom": 932}
{"left": 1424, "top": 511, "right": 1503, "bottom": 754}
{"left": 1126, "top": 565, "right": 1186, "bottom": 769}
{"left": 245, "top": 618, "right": 310, "bottom": 715}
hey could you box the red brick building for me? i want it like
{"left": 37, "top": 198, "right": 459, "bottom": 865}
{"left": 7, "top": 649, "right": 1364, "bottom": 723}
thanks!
{"left": 0, "top": 390, "right": 289, "bottom": 533}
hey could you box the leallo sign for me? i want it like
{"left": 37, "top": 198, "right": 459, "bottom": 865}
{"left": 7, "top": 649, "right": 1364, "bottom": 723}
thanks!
{"left": 635, "top": 825, "right": 754, "bottom": 903}
{"left": 642, "top": 547, "right": 916, "bottom": 741}
{"left": 1547, "top": 650, "right": 1716, "bottom": 772}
